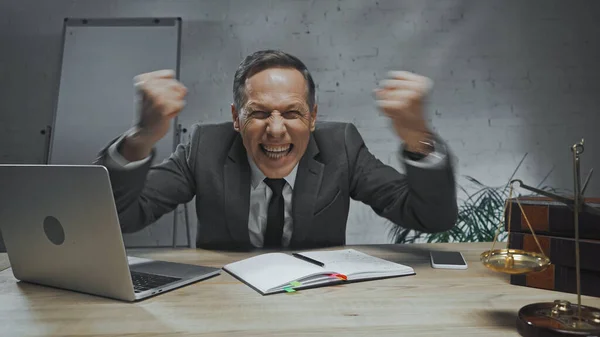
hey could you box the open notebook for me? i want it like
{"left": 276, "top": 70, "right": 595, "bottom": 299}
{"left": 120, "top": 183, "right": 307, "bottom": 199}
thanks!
{"left": 223, "top": 249, "right": 415, "bottom": 295}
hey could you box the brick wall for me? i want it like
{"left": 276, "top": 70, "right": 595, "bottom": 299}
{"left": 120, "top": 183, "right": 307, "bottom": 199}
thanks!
{"left": 1, "top": 0, "right": 599, "bottom": 249}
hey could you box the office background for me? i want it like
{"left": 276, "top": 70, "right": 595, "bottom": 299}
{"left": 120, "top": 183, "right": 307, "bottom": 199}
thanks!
{"left": 1, "top": 0, "right": 599, "bottom": 251}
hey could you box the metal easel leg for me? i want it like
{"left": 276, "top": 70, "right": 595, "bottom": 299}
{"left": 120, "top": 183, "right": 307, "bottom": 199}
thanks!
{"left": 171, "top": 123, "right": 191, "bottom": 248}
{"left": 184, "top": 202, "right": 191, "bottom": 248}
{"left": 172, "top": 206, "right": 178, "bottom": 248}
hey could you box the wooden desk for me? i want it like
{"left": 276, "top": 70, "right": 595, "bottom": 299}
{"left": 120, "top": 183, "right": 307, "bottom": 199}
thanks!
{"left": 1, "top": 242, "right": 599, "bottom": 336}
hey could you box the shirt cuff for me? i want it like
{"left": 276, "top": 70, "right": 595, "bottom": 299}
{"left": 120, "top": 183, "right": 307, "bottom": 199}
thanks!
{"left": 105, "top": 135, "right": 151, "bottom": 170}
{"left": 402, "top": 140, "right": 448, "bottom": 169}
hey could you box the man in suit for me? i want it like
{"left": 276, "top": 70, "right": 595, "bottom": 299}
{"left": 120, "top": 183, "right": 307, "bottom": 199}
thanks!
{"left": 94, "top": 49, "right": 458, "bottom": 250}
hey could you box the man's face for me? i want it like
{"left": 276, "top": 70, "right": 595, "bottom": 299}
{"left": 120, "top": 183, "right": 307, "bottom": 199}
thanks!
{"left": 231, "top": 67, "right": 317, "bottom": 178}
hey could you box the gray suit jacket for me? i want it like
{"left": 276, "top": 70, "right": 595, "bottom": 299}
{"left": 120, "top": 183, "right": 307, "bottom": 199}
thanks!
{"left": 94, "top": 121, "right": 458, "bottom": 250}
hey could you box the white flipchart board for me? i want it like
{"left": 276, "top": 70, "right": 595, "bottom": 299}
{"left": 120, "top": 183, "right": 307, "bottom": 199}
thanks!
{"left": 49, "top": 18, "right": 187, "bottom": 247}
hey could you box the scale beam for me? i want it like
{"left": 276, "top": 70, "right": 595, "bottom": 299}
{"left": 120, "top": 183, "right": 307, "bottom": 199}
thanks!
{"left": 510, "top": 179, "right": 600, "bottom": 217}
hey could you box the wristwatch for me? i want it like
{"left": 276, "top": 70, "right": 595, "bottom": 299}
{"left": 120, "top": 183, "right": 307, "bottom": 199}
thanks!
{"left": 403, "top": 137, "right": 436, "bottom": 161}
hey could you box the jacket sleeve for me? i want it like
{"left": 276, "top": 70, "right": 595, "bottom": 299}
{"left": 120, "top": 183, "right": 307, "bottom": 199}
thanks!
{"left": 345, "top": 123, "right": 458, "bottom": 233}
{"left": 92, "top": 126, "right": 199, "bottom": 233}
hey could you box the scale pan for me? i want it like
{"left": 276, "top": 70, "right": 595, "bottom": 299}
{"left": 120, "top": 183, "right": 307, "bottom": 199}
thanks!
{"left": 481, "top": 249, "right": 551, "bottom": 274}
{"left": 517, "top": 301, "right": 600, "bottom": 336}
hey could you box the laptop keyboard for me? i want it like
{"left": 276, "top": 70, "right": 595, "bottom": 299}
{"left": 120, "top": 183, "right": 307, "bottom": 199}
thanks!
{"left": 130, "top": 270, "right": 182, "bottom": 293}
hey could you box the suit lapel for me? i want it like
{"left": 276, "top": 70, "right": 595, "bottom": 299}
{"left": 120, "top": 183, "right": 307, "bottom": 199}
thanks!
{"left": 223, "top": 134, "right": 252, "bottom": 247}
{"left": 291, "top": 135, "right": 324, "bottom": 245}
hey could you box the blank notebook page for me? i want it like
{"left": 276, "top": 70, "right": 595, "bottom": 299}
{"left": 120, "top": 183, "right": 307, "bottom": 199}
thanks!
{"left": 224, "top": 252, "right": 327, "bottom": 293}
{"left": 298, "top": 249, "right": 414, "bottom": 279}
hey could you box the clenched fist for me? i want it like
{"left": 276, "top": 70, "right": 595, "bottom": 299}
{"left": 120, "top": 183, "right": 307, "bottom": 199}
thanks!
{"left": 121, "top": 69, "right": 187, "bottom": 161}
{"left": 374, "top": 71, "right": 434, "bottom": 154}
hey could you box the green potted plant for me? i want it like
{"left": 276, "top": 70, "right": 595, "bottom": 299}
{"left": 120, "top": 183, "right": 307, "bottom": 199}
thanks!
{"left": 390, "top": 153, "right": 569, "bottom": 244}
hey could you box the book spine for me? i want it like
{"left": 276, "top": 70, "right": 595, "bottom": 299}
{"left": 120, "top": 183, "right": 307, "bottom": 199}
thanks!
{"left": 508, "top": 233, "right": 600, "bottom": 272}
{"left": 504, "top": 199, "right": 600, "bottom": 240}
{"left": 510, "top": 265, "right": 600, "bottom": 298}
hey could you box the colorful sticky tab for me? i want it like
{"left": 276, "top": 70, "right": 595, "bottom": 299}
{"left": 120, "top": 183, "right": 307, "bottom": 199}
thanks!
{"left": 290, "top": 281, "right": 302, "bottom": 287}
{"left": 331, "top": 273, "right": 347, "bottom": 280}
{"left": 284, "top": 287, "right": 296, "bottom": 293}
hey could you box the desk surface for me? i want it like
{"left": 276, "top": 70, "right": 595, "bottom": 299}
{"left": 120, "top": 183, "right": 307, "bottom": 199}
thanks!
{"left": 1, "top": 242, "right": 599, "bottom": 336}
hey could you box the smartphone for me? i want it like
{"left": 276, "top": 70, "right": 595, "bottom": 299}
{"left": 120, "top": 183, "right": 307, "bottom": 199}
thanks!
{"left": 430, "top": 251, "right": 468, "bottom": 269}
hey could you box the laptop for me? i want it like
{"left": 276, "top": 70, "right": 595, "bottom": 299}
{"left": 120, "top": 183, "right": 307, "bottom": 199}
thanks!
{"left": 0, "top": 164, "right": 220, "bottom": 302}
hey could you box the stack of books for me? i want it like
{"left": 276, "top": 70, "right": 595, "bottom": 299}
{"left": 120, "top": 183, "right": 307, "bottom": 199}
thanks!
{"left": 505, "top": 196, "right": 600, "bottom": 298}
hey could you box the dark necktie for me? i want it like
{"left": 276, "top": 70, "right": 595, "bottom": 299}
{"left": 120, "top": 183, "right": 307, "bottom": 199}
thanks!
{"left": 263, "top": 178, "right": 286, "bottom": 248}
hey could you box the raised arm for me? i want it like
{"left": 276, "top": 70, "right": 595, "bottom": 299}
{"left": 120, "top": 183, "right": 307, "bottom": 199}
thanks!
{"left": 94, "top": 128, "right": 198, "bottom": 233}
{"left": 93, "top": 69, "right": 193, "bottom": 232}
{"left": 346, "top": 123, "right": 457, "bottom": 233}
{"left": 349, "top": 70, "right": 458, "bottom": 232}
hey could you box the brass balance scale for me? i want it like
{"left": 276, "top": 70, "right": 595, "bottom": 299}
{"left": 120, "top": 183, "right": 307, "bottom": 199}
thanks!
{"left": 480, "top": 139, "right": 600, "bottom": 336}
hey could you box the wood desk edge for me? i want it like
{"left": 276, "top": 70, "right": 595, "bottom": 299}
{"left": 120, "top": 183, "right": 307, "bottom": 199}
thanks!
{"left": 0, "top": 242, "right": 494, "bottom": 272}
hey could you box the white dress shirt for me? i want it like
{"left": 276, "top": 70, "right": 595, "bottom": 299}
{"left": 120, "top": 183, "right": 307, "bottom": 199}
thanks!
{"left": 246, "top": 157, "right": 297, "bottom": 248}
{"left": 105, "top": 133, "right": 447, "bottom": 248}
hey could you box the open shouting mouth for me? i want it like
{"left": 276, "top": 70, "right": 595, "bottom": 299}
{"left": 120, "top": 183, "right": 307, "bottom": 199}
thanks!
{"left": 260, "top": 144, "right": 294, "bottom": 159}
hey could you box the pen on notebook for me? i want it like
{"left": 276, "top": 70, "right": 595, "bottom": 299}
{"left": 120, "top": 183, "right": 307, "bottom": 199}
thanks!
{"left": 292, "top": 253, "right": 325, "bottom": 267}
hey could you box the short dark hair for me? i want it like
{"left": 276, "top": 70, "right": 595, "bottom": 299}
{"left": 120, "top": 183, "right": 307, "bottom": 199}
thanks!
{"left": 233, "top": 49, "right": 316, "bottom": 111}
